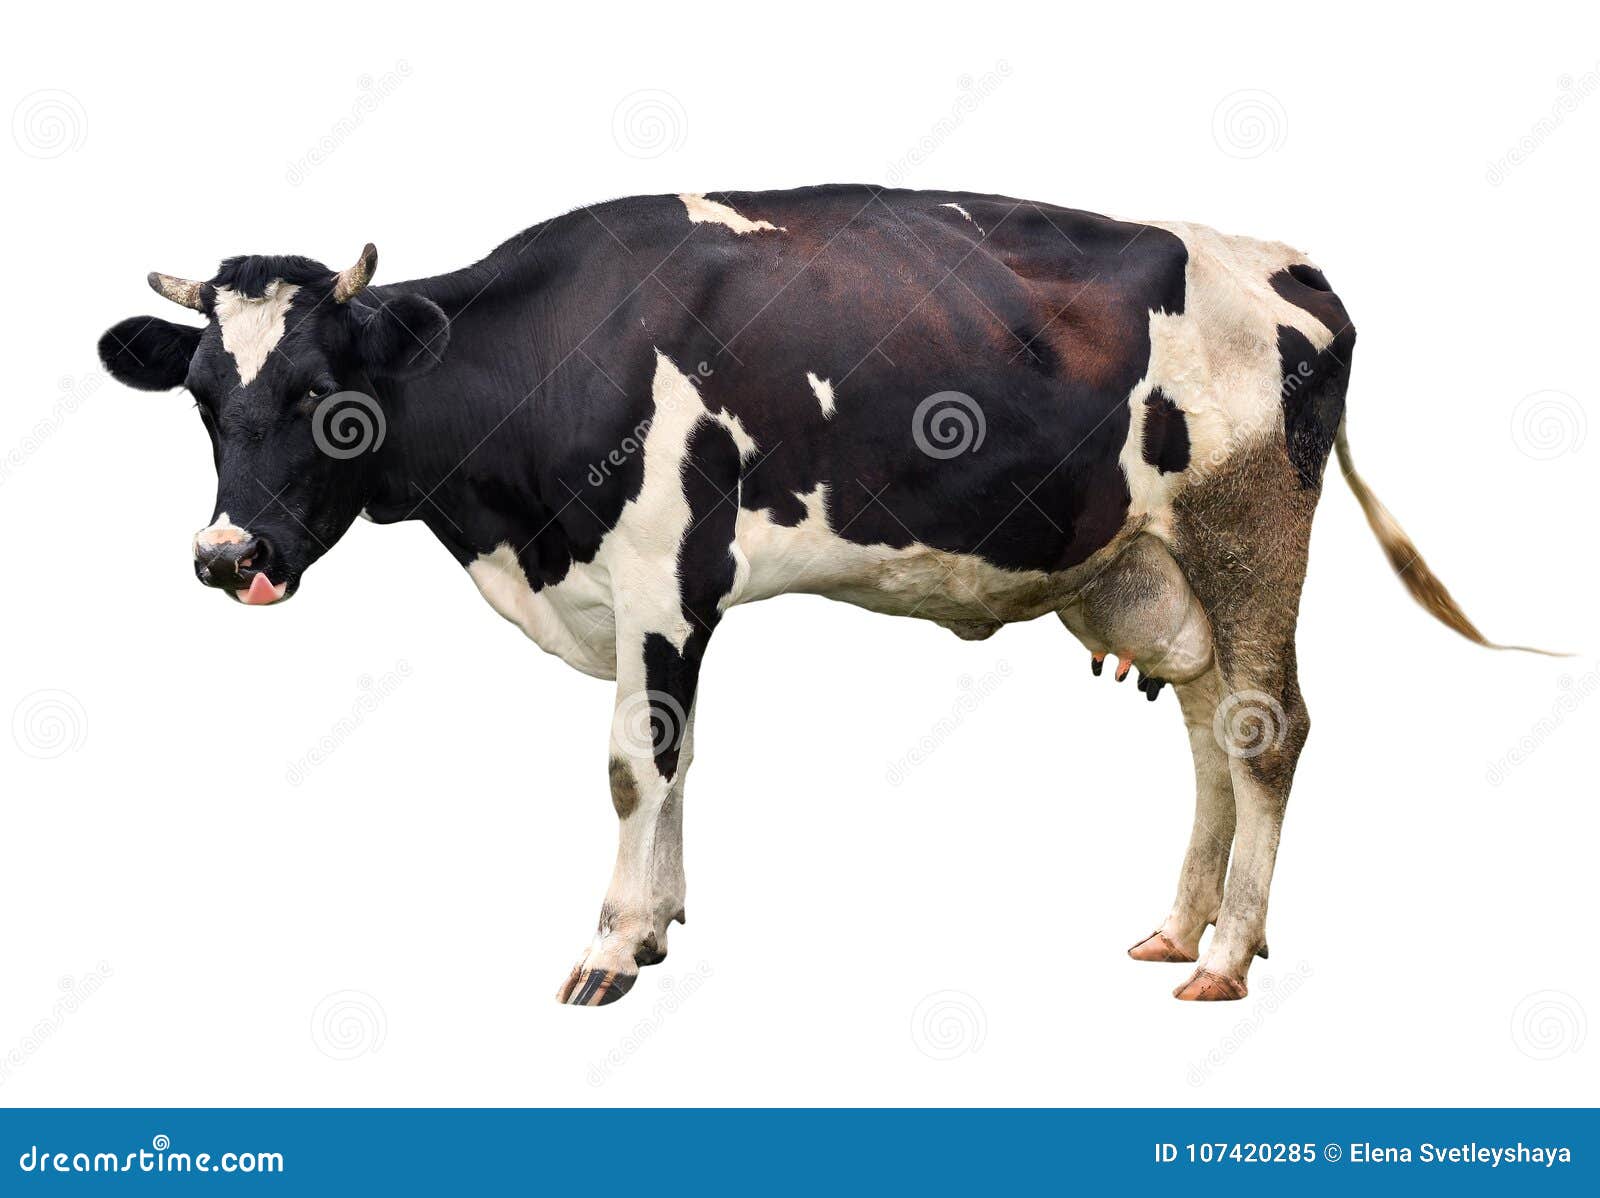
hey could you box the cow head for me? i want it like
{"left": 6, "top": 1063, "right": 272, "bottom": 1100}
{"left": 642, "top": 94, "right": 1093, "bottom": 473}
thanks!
{"left": 98, "top": 246, "right": 449, "bottom": 605}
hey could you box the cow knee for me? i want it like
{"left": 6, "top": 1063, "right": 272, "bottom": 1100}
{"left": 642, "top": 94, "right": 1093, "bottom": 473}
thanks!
{"left": 1212, "top": 672, "right": 1307, "bottom": 784}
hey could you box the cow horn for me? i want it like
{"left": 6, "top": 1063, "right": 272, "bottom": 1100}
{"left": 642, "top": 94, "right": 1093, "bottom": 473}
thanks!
{"left": 333, "top": 243, "right": 378, "bottom": 303}
{"left": 147, "top": 272, "right": 204, "bottom": 311}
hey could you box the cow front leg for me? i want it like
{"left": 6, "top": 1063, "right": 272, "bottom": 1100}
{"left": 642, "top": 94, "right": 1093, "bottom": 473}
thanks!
{"left": 557, "top": 632, "right": 703, "bottom": 1007}
{"left": 1128, "top": 666, "right": 1235, "bottom": 963}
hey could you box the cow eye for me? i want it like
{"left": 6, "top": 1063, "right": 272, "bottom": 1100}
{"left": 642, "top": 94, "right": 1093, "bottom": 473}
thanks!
{"left": 302, "top": 378, "right": 338, "bottom": 408}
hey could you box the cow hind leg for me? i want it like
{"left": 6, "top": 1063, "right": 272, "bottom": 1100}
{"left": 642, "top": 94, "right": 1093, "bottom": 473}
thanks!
{"left": 1059, "top": 535, "right": 1235, "bottom": 965}
{"left": 1166, "top": 439, "right": 1318, "bottom": 1001}
{"left": 1127, "top": 665, "right": 1235, "bottom": 963}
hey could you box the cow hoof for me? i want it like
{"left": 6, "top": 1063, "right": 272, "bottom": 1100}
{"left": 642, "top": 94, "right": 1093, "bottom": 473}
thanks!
{"left": 1128, "top": 930, "right": 1197, "bottom": 963}
{"left": 557, "top": 966, "right": 637, "bottom": 1007}
{"left": 1173, "top": 968, "right": 1247, "bottom": 1002}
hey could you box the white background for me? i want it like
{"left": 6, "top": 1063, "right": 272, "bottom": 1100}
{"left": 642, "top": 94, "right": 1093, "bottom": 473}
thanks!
{"left": 2, "top": 2, "right": 1594, "bottom": 1107}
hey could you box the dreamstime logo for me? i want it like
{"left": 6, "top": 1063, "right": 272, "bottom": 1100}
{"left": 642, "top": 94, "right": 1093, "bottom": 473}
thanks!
{"left": 586, "top": 415, "right": 653, "bottom": 488}
{"left": 613, "top": 690, "right": 687, "bottom": 760}
{"left": 587, "top": 962, "right": 713, "bottom": 1087}
{"left": 912, "top": 391, "right": 986, "bottom": 459}
{"left": 12, "top": 689, "right": 87, "bottom": 759}
{"left": 1510, "top": 990, "right": 1586, "bottom": 1061}
{"left": 0, "top": 964, "right": 113, "bottom": 1088}
{"left": 12, "top": 89, "right": 87, "bottom": 159}
{"left": 1211, "top": 89, "right": 1287, "bottom": 159}
{"left": 886, "top": 662, "right": 1012, "bottom": 786}
{"left": 1187, "top": 962, "right": 1314, "bottom": 1086}
{"left": 1485, "top": 665, "right": 1599, "bottom": 786}
{"left": 2, "top": 371, "right": 105, "bottom": 488}
{"left": 611, "top": 89, "right": 687, "bottom": 159}
{"left": 284, "top": 661, "right": 412, "bottom": 786}
{"left": 885, "top": 61, "right": 1012, "bottom": 184}
{"left": 1186, "top": 406, "right": 1272, "bottom": 485}
{"left": 1212, "top": 689, "right": 1287, "bottom": 759}
{"left": 310, "top": 990, "right": 387, "bottom": 1061}
{"left": 1510, "top": 390, "right": 1586, "bottom": 460}
{"left": 910, "top": 990, "right": 987, "bottom": 1060}
{"left": 312, "top": 391, "right": 386, "bottom": 459}
{"left": 1486, "top": 62, "right": 1600, "bottom": 185}
{"left": 284, "top": 62, "right": 412, "bottom": 186}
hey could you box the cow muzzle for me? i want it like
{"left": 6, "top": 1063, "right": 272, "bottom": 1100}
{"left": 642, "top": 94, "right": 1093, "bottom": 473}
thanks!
{"left": 193, "top": 523, "right": 288, "bottom": 605}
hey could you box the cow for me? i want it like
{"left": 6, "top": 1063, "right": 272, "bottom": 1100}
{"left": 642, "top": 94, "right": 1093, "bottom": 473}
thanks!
{"left": 98, "top": 185, "right": 1535, "bottom": 1006}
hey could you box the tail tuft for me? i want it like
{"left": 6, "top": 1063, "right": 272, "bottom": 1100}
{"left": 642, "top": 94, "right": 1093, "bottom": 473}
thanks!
{"left": 1335, "top": 421, "right": 1564, "bottom": 656}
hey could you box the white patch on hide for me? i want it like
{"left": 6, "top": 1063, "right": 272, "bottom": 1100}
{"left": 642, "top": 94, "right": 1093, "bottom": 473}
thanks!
{"left": 467, "top": 545, "right": 617, "bottom": 680}
{"left": 194, "top": 511, "right": 250, "bottom": 552}
{"left": 806, "top": 371, "right": 836, "bottom": 417}
{"left": 729, "top": 485, "right": 1058, "bottom": 626}
{"left": 213, "top": 281, "right": 300, "bottom": 386}
{"left": 678, "top": 194, "right": 785, "bottom": 235}
{"left": 466, "top": 351, "right": 746, "bottom": 676}
{"left": 1115, "top": 221, "right": 1344, "bottom": 530}
{"left": 940, "top": 202, "right": 985, "bottom": 234}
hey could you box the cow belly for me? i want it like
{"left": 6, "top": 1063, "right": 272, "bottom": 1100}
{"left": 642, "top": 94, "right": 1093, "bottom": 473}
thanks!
{"left": 730, "top": 485, "right": 1131, "bottom": 627}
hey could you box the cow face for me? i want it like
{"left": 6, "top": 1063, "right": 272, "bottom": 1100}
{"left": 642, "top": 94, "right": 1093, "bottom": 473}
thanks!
{"left": 98, "top": 246, "right": 449, "bottom": 605}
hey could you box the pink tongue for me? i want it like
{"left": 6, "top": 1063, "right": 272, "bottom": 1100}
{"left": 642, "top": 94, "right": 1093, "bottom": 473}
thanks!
{"left": 238, "top": 573, "right": 287, "bottom": 605}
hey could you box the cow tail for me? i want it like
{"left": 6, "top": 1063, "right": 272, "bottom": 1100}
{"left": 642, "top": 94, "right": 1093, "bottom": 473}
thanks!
{"left": 1334, "top": 419, "right": 1564, "bottom": 656}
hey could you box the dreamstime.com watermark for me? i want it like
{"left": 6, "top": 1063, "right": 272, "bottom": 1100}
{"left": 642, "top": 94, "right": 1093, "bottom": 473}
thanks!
{"left": 0, "top": 964, "right": 113, "bottom": 1088}
{"left": 285, "top": 61, "right": 412, "bottom": 186}
{"left": 1186, "top": 961, "right": 1314, "bottom": 1086}
{"left": 885, "top": 62, "right": 1012, "bottom": 185}
{"left": 1, "top": 371, "right": 104, "bottom": 488}
{"left": 611, "top": 89, "right": 688, "bottom": 160}
{"left": 1213, "top": 688, "right": 1289, "bottom": 760}
{"left": 310, "top": 990, "right": 387, "bottom": 1061}
{"left": 1484, "top": 664, "right": 1600, "bottom": 786}
{"left": 17, "top": 1134, "right": 282, "bottom": 1176}
{"left": 587, "top": 962, "right": 713, "bottom": 1086}
{"left": 311, "top": 391, "right": 387, "bottom": 460}
{"left": 1211, "top": 89, "right": 1287, "bottom": 159}
{"left": 910, "top": 990, "right": 987, "bottom": 1061}
{"left": 11, "top": 688, "right": 88, "bottom": 760}
{"left": 912, "top": 391, "right": 986, "bottom": 459}
{"left": 586, "top": 416, "right": 653, "bottom": 488}
{"left": 1509, "top": 390, "right": 1587, "bottom": 460}
{"left": 885, "top": 661, "right": 1012, "bottom": 786}
{"left": 1486, "top": 62, "right": 1600, "bottom": 185}
{"left": 1510, "top": 990, "right": 1586, "bottom": 1061}
{"left": 11, "top": 89, "right": 86, "bottom": 159}
{"left": 285, "top": 661, "right": 412, "bottom": 786}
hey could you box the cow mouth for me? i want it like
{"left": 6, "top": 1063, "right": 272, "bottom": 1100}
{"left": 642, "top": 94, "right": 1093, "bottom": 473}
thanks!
{"left": 233, "top": 571, "right": 291, "bottom": 606}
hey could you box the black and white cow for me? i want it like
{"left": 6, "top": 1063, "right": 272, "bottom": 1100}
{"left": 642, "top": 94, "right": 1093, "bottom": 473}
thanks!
{"left": 100, "top": 185, "right": 1519, "bottom": 1005}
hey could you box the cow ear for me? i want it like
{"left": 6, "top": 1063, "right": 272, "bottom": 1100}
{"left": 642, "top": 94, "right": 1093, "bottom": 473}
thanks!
{"left": 352, "top": 294, "right": 450, "bottom": 380}
{"left": 98, "top": 316, "right": 201, "bottom": 391}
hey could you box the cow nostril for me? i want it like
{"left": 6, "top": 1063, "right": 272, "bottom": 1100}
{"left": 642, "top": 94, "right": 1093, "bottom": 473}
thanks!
{"left": 194, "top": 534, "right": 267, "bottom": 587}
{"left": 245, "top": 536, "right": 273, "bottom": 574}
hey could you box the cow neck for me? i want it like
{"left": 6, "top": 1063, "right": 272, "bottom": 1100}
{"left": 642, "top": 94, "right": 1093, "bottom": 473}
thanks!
{"left": 362, "top": 258, "right": 567, "bottom": 573}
